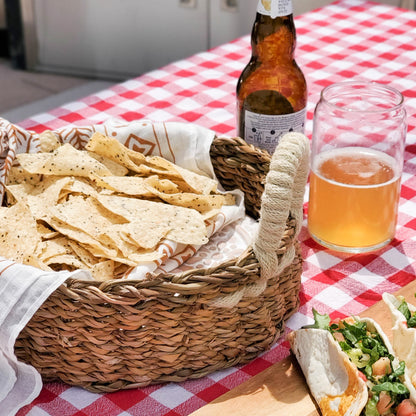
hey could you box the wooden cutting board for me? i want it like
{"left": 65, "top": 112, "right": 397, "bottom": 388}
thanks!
{"left": 191, "top": 279, "right": 416, "bottom": 416}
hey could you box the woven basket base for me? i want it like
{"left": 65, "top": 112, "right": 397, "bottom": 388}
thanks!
{"left": 15, "top": 240, "right": 302, "bottom": 393}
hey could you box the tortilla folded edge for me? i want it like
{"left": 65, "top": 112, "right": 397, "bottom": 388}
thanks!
{"left": 287, "top": 327, "right": 368, "bottom": 416}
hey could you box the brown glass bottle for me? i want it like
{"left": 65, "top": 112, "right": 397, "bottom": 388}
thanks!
{"left": 236, "top": 0, "right": 307, "bottom": 154}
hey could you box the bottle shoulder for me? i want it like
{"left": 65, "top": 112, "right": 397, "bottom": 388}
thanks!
{"left": 238, "top": 58, "right": 307, "bottom": 89}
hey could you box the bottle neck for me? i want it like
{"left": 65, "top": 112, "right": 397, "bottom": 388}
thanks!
{"left": 251, "top": 12, "right": 296, "bottom": 61}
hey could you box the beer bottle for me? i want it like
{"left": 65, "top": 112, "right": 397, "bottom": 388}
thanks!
{"left": 236, "top": 0, "right": 307, "bottom": 154}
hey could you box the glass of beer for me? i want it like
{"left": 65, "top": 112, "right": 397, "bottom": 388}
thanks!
{"left": 308, "top": 80, "right": 407, "bottom": 253}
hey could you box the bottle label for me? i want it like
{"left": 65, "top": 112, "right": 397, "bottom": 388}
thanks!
{"left": 257, "top": 0, "right": 293, "bottom": 18}
{"left": 243, "top": 107, "right": 306, "bottom": 154}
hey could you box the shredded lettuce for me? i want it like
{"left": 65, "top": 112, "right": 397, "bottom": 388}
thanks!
{"left": 342, "top": 347, "right": 370, "bottom": 368}
{"left": 372, "top": 381, "right": 409, "bottom": 395}
{"left": 302, "top": 308, "right": 330, "bottom": 330}
{"left": 398, "top": 299, "right": 416, "bottom": 328}
{"left": 408, "top": 315, "right": 416, "bottom": 328}
{"left": 364, "top": 396, "right": 379, "bottom": 416}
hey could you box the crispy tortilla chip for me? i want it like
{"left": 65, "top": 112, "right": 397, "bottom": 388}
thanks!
{"left": 60, "top": 178, "right": 98, "bottom": 198}
{"left": 150, "top": 157, "right": 218, "bottom": 195}
{"left": 107, "top": 246, "right": 163, "bottom": 266}
{"left": 97, "top": 194, "right": 209, "bottom": 246}
{"left": 66, "top": 239, "right": 99, "bottom": 267}
{"left": 37, "top": 236, "right": 73, "bottom": 262}
{"left": 85, "top": 132, "right": 217, "bottom": 194}
{"left": 90, "top": 260, "right": 115, "bottom": 281}
{"left": 113, "top": 222, "right": 169, "bottom": 249}
{"left": 37, "top": 221, "right": 60, "bottom": 239}
{"left": 17, "top": 143, "right": 113, "bottom": 179}
{"left": 114, "top": 263, "right": 131, "bottom": 279}
{"left": 85, "top": 132, "right": 145, "bottom": 171}
{"left": 45, "top": 216, "right": 118, "bottom": 259}
{"left": 98, "top": 176, "right": 154, "bottom": 197}
{"left": 7, "top": 166, "right": 42, "bottom": 186}
{"left": 87, "top": 151, "right": 129, "bottom": 176}
{"left": 49, "top": 195, "right": 124, "bottom": 242}
{"left": 134, "top": 162, "right": 217, "bottom": 195}
{"left": 7, "top": 176, "right": 73, "bottom": 219}
{"left": 45, "top": 253, "right": 87, "bottom": 270}
{"left": 39, "top": 130, "right": 61, "bottom": 152}
{"left": 49, "top": 195, "right": 164, "bottom": 263}
{"left": 145, "top": 176, "right": 179, "bottom": 194}
{"left": 26, "top": 256, "right": 52, "bottom": 271}
{"left": 145, "top": 176, "right": 225, "bottom": 213}
{"left": 0, "top": 201, "right": 42, "bottom": 265}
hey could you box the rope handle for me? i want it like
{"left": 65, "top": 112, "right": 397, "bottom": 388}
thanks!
{"left": 253, "top": 132, "right": 310, "bottom": 280}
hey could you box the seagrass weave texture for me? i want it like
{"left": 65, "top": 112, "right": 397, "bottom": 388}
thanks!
{"left": 14, "top": 135, "right": 307, "bottom": 393}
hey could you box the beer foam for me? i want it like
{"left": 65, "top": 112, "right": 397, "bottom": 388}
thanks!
{"left": 313, "top": 146, "right": 400, "bottom": 187}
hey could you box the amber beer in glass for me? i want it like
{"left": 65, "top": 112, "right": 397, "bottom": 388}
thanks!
{"left": 308, "top": 81, "right": 407, "bottom": 253}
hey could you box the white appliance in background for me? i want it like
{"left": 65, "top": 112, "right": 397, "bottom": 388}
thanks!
{"left": 21, "top": 0, "right": 255, "bottom": 81}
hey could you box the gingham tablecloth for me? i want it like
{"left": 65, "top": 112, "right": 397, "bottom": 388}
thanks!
{"left": 15, "top": 0, "right": 416, "bottom": 415}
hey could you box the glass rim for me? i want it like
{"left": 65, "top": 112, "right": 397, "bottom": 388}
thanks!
{"left": 320, "top": 80, "right": 405, "bottom": 114}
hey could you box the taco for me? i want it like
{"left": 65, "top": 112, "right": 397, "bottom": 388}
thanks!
{"left": 383, "top": 292, "right": 416, "bottom": 401}
{"left": 287, "top": 309, "right": 416, "bottom": 416}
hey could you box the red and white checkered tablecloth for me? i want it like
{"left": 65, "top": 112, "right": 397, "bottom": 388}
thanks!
{"left": 15, "top": 0, "right": 416, "bottom": 415}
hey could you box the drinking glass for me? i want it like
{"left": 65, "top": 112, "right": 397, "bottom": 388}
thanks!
{"left": 307, "top": 80, "right": 407, "bottom": 253}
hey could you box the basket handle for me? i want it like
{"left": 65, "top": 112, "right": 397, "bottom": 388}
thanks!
{"left": 253, "top": 132, "right": 310, "bottom": 280}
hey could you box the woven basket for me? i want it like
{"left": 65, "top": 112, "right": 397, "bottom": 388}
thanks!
{"left": 14, "top": 133, "right": 309, "bottom": 393}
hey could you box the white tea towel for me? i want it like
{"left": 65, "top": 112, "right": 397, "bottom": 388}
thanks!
{"left": 0, "top": 260, "right": 90, "bottom": 415}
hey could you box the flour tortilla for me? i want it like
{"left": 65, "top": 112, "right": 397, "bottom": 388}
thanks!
{"left": 383, "top": 292, "right": 416, "bottom": 403}
{"left": 288, "top": 328, "right": 367, "bottom": 416}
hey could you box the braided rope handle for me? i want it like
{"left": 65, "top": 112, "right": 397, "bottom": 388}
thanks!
{"left": 254, "top": 132, "right": 310, "bottom": 281}
{"left": 209, "top": 132, "right": 310, "bottom": 308}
